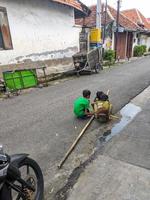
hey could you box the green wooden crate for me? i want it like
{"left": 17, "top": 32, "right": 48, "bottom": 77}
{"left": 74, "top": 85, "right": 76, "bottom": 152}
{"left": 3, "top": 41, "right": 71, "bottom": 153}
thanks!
{"left": 3, "top": 69, "right": 38, "bottom": 90}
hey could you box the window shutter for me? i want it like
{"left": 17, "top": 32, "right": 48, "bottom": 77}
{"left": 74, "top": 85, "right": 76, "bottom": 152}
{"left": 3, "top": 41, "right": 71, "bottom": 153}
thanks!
{"left": 0, "top": 10, "right": 12, "bottom": 50}
{"left": 1, "top": 24, "right": 12, "bottom": 49}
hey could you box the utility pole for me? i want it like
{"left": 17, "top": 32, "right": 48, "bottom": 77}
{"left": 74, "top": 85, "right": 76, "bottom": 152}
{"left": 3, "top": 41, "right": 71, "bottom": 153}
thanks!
{"left": 96, "top": 0, "right": 102, "bottom": 47}
{"left": 90, "top": 0, "right": 102, "bottom": 48}
{"left": 96, "top": 0, "right": 102, "bottom": 30}
{"left": 115, "top": 0, "right": 120, "bottom": 60}
{"left": 103, "top": 0, "right": 108, "bottom": 44}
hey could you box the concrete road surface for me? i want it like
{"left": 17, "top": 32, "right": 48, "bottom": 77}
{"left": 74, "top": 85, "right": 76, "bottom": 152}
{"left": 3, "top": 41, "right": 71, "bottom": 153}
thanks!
{"left": 0, "top": 56, "right": 150, "bottom": 198}
{"left": 67, "top": 86, "right": 150, "bottom": 200}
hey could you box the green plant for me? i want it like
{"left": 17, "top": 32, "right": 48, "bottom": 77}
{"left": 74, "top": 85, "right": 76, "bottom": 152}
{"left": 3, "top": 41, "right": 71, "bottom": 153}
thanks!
{"left": 148, "top": 47, "right": 150, "bottom": 52}
{"left": 134, "top": 45, "right": 147, "bottom": 57}
{"left": 133, "top": 45, "right": 143, "bottom": 57}
{"left": 103, "top": 49, "right": 115, "bottom": 63}
{"left": 141, "top": 45, "right": 147, "bottom": 54}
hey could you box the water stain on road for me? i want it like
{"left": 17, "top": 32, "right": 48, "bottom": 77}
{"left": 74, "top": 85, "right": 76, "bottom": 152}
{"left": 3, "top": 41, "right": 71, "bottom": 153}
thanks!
{"left": 98, "top": 103, "right": 141, "bottom": 143}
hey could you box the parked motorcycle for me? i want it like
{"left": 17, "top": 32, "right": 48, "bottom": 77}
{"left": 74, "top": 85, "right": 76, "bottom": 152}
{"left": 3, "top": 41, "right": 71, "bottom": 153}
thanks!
{"left": 0, "top": 145, "right": 44, "bottom": 200}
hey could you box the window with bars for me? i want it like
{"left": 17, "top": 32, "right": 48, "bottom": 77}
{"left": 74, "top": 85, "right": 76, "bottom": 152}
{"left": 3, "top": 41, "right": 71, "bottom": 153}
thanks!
{"left": 0, "top": 7, "right": 13, "bottom": 50}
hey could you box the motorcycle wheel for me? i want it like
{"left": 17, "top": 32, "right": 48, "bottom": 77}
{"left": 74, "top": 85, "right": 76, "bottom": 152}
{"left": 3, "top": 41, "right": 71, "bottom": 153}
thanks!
{"left": 12, "top": 157, "right": 44, "bottom": 200}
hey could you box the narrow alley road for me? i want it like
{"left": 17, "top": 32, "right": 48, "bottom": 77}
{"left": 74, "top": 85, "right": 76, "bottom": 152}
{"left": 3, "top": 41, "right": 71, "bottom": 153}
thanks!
{"left": 0, "top": 56, "right": 150, "bottom": 198}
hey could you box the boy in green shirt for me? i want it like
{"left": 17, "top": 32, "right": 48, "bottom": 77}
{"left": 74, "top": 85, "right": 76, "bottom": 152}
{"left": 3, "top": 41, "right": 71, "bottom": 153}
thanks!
{"left": 73, "top": 90, "right": 94, "bottom": 119}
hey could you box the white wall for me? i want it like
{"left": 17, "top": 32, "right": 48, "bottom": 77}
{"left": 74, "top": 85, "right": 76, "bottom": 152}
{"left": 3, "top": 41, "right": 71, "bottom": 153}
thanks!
{"left": 146, "top": 37, "right": 150, "bottom": 50}
{"left": 140, "top": 35, "right": 147, "bottom": 46}
{"left": 141, "top": 35, "right": 150, "bottom": 50}
{"left": 0, "top": 0, "right": 80, "bottom": 65}
{"left": 132, "top": 32, "right": 150, "bottom": 51}
{"left": 111, "top": 32, "right": 115, "bottom": 50}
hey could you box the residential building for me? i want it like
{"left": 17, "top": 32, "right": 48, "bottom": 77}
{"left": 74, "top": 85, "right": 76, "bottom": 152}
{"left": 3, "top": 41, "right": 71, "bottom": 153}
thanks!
{"left": 122, "top": 9, "right": 150, "bottom": 49}
{"left": 0, "top": 0, "right": 90, "bottom": 75}
{"left": 76, "top": 5, "right": 144, "bottom": 59}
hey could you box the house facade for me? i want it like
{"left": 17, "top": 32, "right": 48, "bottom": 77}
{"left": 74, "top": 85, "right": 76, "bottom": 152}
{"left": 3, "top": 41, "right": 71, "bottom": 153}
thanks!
{"left": 76, "top": 5, "right": 144, "bottom": 59}
{"left": 122, "top": 9, "right": 150, "bottom": 50}
{"left": 107, "top": 6, "right": 142, "bottom": 59}
{"left": 0, "top": 0, "right": 90, "bottom": 74}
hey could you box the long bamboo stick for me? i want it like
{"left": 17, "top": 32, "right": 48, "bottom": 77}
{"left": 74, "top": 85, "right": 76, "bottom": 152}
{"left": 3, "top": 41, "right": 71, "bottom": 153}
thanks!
{"left": 58, "top": 115, "right": 95, "bottom": 169}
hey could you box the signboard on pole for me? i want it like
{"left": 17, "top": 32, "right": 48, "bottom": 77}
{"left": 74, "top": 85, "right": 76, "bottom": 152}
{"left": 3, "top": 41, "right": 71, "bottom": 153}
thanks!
{"left": 90, "top": 28, "right": 101, "bottom": 43}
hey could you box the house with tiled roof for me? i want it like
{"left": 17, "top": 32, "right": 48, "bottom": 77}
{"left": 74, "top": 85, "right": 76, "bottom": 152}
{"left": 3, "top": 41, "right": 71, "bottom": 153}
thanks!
{"left": 0, "top": 0, "right": 90, "bottom": 74}
{"left": 122, "top": 9, "right": 150, "bottom": 49}
{"left": 122, "top": 9, "right": 150, "bottom": 30}
{"left": 76, "top": 4, "right": 148, "bottom": 59}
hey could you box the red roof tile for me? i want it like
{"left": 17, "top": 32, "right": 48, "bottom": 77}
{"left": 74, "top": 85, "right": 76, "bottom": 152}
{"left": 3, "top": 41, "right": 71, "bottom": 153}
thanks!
{"left": 76, "top": 4, "right": 140, "bottom": 31}
{"left": 147, "top": 18, "right": 150, "bottom": 23}
{"left": 75, "top": 5, "right": 113, "bottom": 27}
{"left": 51, "top": 0, "right": 91, "bottom": 17}
{"left": 52, "top": 0, "right": 82, "bottom": 11}
{"left": 108, "top": 6, "right": 140, "bottom": 30}
{"left": 76, "top": 5, "right": 97, "bottom": 27}
{"left": 122, "top": 9, "right": 150, "bottom": 30}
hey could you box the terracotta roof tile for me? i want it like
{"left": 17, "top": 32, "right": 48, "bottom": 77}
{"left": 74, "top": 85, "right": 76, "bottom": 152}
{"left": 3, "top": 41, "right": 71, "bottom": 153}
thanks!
{"left": 75, "top": 5, "right": 113, "bottom": 27}
{"left": 52, "top": 0, "right": 82, "bottom": 11}
{"left": 76, "top": 5, "right": 96, "bottom": 27}
{"left": 52, "top": 0, "right": 91, "bottom": 18}
{"left": 76, "top": 4, "right": 140, "bottom": 31}
{"left": 122, "top": 9, "right": 150, "bottom": 30}
{"left": 108, "top": 6, "right": 140, "bottom": 30}
{"left": 147, "top": 18, "right": 150, "bottom": 23}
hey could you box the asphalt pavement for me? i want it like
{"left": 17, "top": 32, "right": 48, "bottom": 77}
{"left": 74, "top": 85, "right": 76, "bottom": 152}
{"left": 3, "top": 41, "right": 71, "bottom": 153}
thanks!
{"left": 0, "top": 56, "right": 150, "bottom": 199}
{"left": 67, "top": 87, "right": 150, "bottom": 200}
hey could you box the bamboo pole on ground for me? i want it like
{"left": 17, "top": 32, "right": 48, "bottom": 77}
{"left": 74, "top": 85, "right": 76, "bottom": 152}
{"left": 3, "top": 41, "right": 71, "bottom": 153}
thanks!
{"left": 58, "top": 115, "right": 95, "bottom": 169}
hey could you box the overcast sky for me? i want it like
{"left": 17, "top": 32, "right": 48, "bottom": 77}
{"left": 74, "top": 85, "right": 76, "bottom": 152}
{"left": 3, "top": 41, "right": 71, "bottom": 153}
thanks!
{"left": 80, "top": 0, "right": 150, "bottom": 18}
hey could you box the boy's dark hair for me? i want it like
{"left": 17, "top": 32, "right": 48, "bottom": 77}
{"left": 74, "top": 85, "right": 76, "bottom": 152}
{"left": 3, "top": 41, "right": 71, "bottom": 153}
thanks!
{"left": 100, "top": 94, "right": 109, "bottom": 101}
{"left": 96, "top": 91, "right": 104, "bottom": 100}
{"left": 83, "top": 90, "right": 91, "bottom": 98}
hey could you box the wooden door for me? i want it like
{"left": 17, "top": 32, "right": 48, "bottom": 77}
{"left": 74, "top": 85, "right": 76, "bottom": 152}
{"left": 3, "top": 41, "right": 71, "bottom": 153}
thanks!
{"left": 116, "top": 32, "right": 127, "bottom": 59}
{"left": 126, "top": 32, "right": 133, "bottom": 58}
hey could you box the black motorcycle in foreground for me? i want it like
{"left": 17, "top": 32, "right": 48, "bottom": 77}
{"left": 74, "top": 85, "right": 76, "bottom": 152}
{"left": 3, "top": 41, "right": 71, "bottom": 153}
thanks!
{"left": 0, "top": 145, "right": 44, "bottom": 200}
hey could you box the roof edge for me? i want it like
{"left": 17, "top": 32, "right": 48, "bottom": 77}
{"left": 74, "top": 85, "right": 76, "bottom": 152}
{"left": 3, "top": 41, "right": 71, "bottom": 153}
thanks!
{"left": 51, "top": 0, "right": 91, "bottom": 17}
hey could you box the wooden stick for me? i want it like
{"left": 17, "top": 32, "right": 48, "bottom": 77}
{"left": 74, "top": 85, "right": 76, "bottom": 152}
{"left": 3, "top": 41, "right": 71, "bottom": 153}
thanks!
{"left": 110, "top": 114, "right": 119, "bottom": 119}
{"left": 107, "top": 89, "right": 110, "bottom": 95}
{"left": 58, "top": 115, "right": 95, "bottom": 169}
